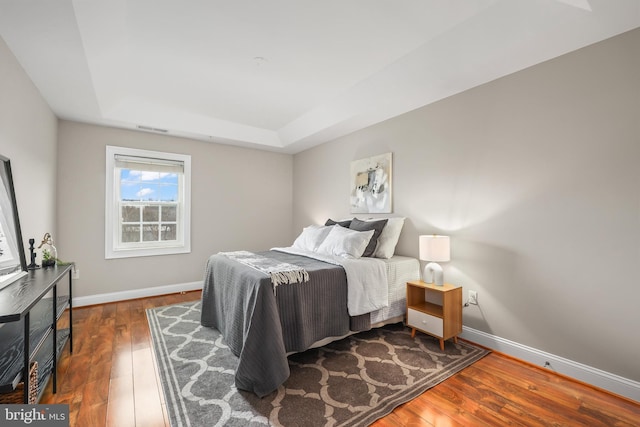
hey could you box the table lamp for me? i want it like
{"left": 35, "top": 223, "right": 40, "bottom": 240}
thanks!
{"left": 419, "top": 235, "right": 450, "bottom": 286}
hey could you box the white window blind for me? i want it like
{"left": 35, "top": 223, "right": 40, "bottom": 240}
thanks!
{"left": 114, "top": 154, "right": 184, "bottom": 174}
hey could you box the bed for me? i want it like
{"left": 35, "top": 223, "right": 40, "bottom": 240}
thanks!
{"left": 200, "top": 218, "right": 420, "bottom": 397}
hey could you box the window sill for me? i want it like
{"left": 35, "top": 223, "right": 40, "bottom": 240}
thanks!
{"left": 105, "top": 245, "right": 191, "bottom": 259}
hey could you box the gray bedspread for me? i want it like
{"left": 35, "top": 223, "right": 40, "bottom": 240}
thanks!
{"left": 200, "top": 250, "right": 370, "bottom": 397}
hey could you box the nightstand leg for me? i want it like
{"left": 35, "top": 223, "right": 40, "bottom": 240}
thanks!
{"left": 453, "top": 336, "right": 458, "bottom": 344}
{"left": 439, "top": 339, "right": 444, "bottom": 351}
{"left": 411, "top": 328, "right": 416, "bottom": 338}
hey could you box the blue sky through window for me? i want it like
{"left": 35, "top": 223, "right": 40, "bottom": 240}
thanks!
{"left": 120, "top": 169, "right": 179, "bottom": 201}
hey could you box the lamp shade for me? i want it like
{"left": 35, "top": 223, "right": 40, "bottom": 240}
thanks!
{"left": 419, "top": 235, "right": 450, "bottom": 262}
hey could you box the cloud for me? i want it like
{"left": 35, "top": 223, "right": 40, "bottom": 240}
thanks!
{"left": 136, "top": 188, "right": 154, "bottom": 198}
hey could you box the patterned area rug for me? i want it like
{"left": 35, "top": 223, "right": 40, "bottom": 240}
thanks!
{"left": 147, "top": 301, "right": 488, "bottom": 427}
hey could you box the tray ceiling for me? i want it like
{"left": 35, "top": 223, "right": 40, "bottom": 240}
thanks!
{"left": 0, "top": 0, "right": 638, "bottom": 153}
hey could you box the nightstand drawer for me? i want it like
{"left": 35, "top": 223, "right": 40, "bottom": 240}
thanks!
{"left": 407, "top": 308, "right": 443, "bottom": 337}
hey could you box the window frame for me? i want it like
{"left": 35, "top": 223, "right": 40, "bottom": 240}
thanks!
{"left": 105, "top": 145, "right": 191, "bottom": 259}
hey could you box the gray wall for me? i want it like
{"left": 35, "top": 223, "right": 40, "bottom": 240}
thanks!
{"left": 57, "top": 121, "right": 293, "bottom": 298}
{"left": 0, "top": 36, "right": 58, "bottom": 257}
{"left": 293, "top": 29, "right": 640, "bottom": 381}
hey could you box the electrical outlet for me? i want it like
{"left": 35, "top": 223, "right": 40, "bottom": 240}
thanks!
{"left": 468, "top": 290, "right": 478, "bottom": 305}
{"left": 72, "top": 266, "right": 80, "bottom": 280}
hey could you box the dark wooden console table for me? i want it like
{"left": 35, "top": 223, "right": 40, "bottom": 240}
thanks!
{"left": 0, "top": 265, "right": 73, "bottom": 403}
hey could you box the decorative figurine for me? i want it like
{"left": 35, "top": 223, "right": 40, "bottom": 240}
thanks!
{"left": 27, "top": 238, "right": 40, "bottom": 270}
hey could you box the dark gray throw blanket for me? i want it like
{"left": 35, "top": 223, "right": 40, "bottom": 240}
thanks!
{"left": 200, "top": 250, "right": 370, "bottom": 397}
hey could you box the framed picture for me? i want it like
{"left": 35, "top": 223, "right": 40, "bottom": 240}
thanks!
{"left": 0, "top": 155, "right": 27, "bottom": 290}
{"left": 350, "top": 152, "right": 392, "bottom": 214}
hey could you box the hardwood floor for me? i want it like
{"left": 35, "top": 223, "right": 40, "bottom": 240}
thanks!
{"left": 40, "top": 291, "right": 639, "bottom": 426}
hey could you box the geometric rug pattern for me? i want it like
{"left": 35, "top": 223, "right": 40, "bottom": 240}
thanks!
{"left": 147, "top": 301, "right": 489, "bottom": 427}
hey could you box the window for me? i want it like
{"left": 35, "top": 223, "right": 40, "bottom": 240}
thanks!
{"left": 105, "top": 146, "right": 191, "bottom": 259}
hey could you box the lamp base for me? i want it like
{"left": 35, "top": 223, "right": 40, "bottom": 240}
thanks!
{"left": 423, "top": 262, "right": 444, "bottom": 286}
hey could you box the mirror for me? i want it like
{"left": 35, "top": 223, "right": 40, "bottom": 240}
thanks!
{"left": 0, "top": 154, "right": 27, "bottom": 290}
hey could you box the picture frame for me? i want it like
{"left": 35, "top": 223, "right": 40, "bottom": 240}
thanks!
{"left": 350, "top": 152, "right": 393, "bottom": 214}
{"left": 0, "top": 155, "right": 27, "bottom": 290}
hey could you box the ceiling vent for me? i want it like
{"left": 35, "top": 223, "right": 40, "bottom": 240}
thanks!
{"left": 137, "top": 125, "right": 169, "bottom": 133}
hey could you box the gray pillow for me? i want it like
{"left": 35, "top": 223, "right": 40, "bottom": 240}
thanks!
{"left": 349, "top": 218, "right": 388, "bottom": 257}
{"left": 325, "top": 218, "right": 352, "bottom": 227}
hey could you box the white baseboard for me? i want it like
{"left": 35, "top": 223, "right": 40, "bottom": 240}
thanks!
{"left": 460, "top": 326, "right": 640, "bottom": 403}
{"left": 72, "top": 281, "right": 203, "bottom": 307}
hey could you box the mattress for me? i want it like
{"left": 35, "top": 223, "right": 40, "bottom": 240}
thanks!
{"left": 302, "top": 255, "right": 420, "bottom": 352}
{"left": 370, "top": 255, "right": 421, "bottom": 323}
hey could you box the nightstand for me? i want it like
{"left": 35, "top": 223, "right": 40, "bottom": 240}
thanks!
{"left": 406, "top": 280, "right": 462, "bottom": 350}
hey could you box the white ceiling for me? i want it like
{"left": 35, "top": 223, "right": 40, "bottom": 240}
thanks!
{"left": 1, "top": 0, "right": 638, "bottom": 153}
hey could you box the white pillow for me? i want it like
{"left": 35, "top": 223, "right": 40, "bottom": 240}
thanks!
{"left": 292, "top": 225, "right": 333, "bottom": 251}
{"left": 368, "top": 217, "right": 405, "bottom": 258}
{"left": 316, "top": 226, "right": 375, "bottom": 258}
